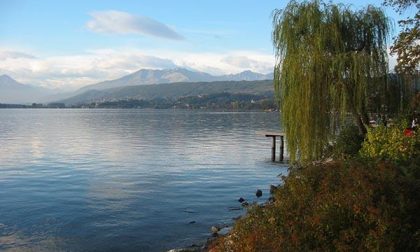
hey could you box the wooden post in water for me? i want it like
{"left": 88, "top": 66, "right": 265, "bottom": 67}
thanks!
{"left": 280, "top": 135, "right": 284, "bottom": 162}
{"left": 271, "top": 136, "right": 276, "bottom": 162}
{"left": 263, "top": 132, "right": 285, "bottom": 162}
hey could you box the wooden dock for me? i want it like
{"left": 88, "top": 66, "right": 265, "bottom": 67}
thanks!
{"left": 258, "top": 131, "right": 285, "bottom": 162}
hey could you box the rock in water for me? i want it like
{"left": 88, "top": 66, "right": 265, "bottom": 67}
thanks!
{"left": 218, "top": 226, "right": 232, "bottom": 236}
{"left": 211, "top": 226, "right": 219, "bottom": 234}
{"left": 167, "top": 245, "right": 202, "bottom": 252}
{"left": 270, "top": 185, "right": 278, "bottom": 194}
{"left": 256, "top": 189, "right": 262, "bottom": 198}
{"left": 238, "top": 197, "right": 245, "bottom": 203}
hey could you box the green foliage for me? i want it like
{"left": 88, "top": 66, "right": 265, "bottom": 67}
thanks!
{"left": 272, "top": 0, "right": 390, "bottom": 162}
{"left": 367, "top": 74, "right": 418, "bottom": 116}
{"left": 383, "top": 0, "right": 419, "bottom": 74}
{"left": 210, "top": 159, "right": 420, "bottom": 251}
{"left": 360, "top": 123, "right": 420, "bottom": 162}
{"left": 331, "top": 124, "right": 365, "bottom": 159}
{"left": 384, "top": 0, "right": 418, "bottom": 11}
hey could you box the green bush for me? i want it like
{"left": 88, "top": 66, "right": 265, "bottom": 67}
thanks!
{"left": 331, "top": 124, "right": 365, "bottom": 159}
{"left": 360, "top": 123, "right": 419, "bottom": 163}
{"left": 210, "top": 159, "right": 420, "bottom": 251}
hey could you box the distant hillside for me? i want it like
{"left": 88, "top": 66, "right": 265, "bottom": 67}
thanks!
{"left": 0, "top": 75, "right": 53, "bottom": 104}
{"left": 60, "top": 80, "right": 274, "bottom": 106}
{"left": 77, "top": 68, "right": 273, "bottom": 93}
{"left": 77, "top": 93, "right": 277, "bottom": 111}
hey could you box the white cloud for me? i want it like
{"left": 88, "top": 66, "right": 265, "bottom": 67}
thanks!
{"left": 86, "top": 10, "right": 184, "bottom": 40}
{"left": 0, "top": 50, "right": 36, "bottom": 60}
{"left": 0, "top": 48, "right": 275, "bottom": 90}
{"left": 221, "top": 55, "right": 272, "bottom": 73}
{"left": 143, "top": 49, "right": 274, "bottom": 75}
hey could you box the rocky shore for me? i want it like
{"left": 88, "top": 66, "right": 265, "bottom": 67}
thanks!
{"left": 168, "top": 185, "right": 279, "bottom": 252}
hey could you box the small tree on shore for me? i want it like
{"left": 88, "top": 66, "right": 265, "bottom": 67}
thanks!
{"left": 383, "top": 0, "right": 419, "bottom": 116}
{"left": 273, "top": 0, "right": 390, "bottom": 162}
{"left": 384, "top": 0, "right": 419, "bottom": 75}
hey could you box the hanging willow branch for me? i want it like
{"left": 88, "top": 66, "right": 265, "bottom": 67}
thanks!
{"left": 273, "top": 0, "right": 390, "bottom": 162}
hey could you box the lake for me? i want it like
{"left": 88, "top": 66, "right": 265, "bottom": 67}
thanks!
{"left": 0, "top": 109, "right": 287, "bottom": 251}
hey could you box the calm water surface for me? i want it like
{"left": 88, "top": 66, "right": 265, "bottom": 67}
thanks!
{"left": 0, "top": 109, "right": 287, "bottom": 251}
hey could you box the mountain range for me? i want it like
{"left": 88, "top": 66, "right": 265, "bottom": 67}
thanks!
{"left": 0, "top": 75, "right": 54, "bottom": 104}
{"left": 76, "top": 68, "right": 273, "bottom": 93}
{"left": 0, "top": 68, "right": 274, "bottom": 105}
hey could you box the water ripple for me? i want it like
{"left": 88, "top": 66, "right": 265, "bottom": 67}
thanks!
{"left": 0, "top": 109, "right": 286, "bottom": 251}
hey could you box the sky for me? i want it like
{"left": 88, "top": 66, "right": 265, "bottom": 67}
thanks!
{"left": 0, "top": 0, "right": 412, "bottom": 90}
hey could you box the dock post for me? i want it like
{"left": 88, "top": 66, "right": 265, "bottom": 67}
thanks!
{"left": 280, "top": 135, "right": 284, "bottom": 161}
{"left": 264, "top": 132, "right": 284, "bottom": 162}
{"left": 271, "top": 136, "right": 276, "bottom": 162}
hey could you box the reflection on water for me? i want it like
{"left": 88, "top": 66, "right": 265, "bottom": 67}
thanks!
{"left": 0, "top": 109, "right": 287, "bottom": 251}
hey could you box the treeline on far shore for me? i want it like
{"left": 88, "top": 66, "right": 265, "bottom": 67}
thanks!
{"left": 0, "top": 93, "right": 278, "bottom": 111}
{"left": 0, "top": 102, "right": 66, "bottom": 109}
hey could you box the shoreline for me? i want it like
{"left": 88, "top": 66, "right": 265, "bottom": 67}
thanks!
{"left": 168, "top": 184, "right": 283, "bottom": 252}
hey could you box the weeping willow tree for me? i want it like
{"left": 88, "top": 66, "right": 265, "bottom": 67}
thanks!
{"left": 273, "top": 0, "right": 390, "bottom": 162}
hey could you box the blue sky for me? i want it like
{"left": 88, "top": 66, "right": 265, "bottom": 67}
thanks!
{"left": 0, "top": 0, "right": 411, "bottom": 90}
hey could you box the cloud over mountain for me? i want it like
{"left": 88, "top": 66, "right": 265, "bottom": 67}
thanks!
{"left": 86, "top": 10, "right": 184, "bottom": 40}
{"left": 0, "top": 48, "right": 274, "bottom": 90}
{"left": 222, "top": 55, "right": 269, "bottom": 73}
